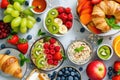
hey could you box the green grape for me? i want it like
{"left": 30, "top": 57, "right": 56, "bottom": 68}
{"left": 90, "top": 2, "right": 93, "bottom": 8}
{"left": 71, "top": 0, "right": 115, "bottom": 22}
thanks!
{"left": 3, "top": 15, "right": 14, "bottom": 23}
{"left": 6, "top": 7, "right": 14, "bottom": 14}
{"left": 11, "top": 17, "right": 22, "bottom": 28}
{"left": 20, "top": 26, "right": 27, "bottom": 34}
{"left": 23, "top": 9, "right": 34, "bottom": 16}
{"left": 4, "top": 10, "right": 8, "bottom": 15}
{"left": 11, "top": 10, "right": 20, "bottom": 17}
{"left": 26, "top": 20, "right": 34, "bottom": 29}
{"left": 7, "top": 4, "right": 13, "bottom": 8}
{"left": 13, "top": 2, "right": 22, "bottom": 11}
{"left": 20, "top": 18, "right": 27, "bottom": 28}
{"left": 12, "top": 27, "right": 19, "bottom": 33}
{"left": 27, "top": 16, "right": 36, "bottom": 24}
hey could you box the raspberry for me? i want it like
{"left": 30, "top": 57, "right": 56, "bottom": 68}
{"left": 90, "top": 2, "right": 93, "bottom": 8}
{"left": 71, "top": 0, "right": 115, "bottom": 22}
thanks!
{"left": 44, "top": 49, "right": 50, "bottom": 54}
{"left": 55, "top": 46, "right": 60, "bottom": 52}
{"left": 47, "top": 59, "right": 53, "bottom": 65}
{"left": 68, "top": 13, "right": 73, "bottom": 21}
{"left": 57, "top": 7, "right": 64, "bottom": 14}
{"left": 65, "top": 21, "right": 72, "bottom": 29}
{"left": 65, "top": 7, "right": 71, "bottom": 14}
{"left": 60, "top": 13, "right": 68, "bottom": 21}
{"left": 46, "top": 54, "right": 53, "bottom": 59}
{"left": 53, "top": 60, "right": 58, "bottom": 66}
{"left": 43, "top": 43, "right": 49, "bottom": 49}
{"left": 49, "top": 44, "right": 55, "bottom": 49}
{"left": 49, "top": 38, "right": 56, "bottom": 44}
{"left": 50, "top": 49, "right": 55, "bottom": 55}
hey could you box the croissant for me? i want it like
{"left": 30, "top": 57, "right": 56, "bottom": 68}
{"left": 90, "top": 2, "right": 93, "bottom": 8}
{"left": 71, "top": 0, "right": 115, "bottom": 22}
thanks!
{"left": 92, "top": 0, "right": 120, "bottom": 32}
{"left": 0, "top": 54, "right": 22, "bottom": 78}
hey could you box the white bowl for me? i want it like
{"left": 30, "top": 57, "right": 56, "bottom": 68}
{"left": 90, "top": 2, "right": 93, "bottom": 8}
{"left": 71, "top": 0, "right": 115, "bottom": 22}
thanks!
{"left": 43, "top": 6, "right": 73, "bottom": 37}
{"left": 97, "top": 44, "right": 113, "bottom": 60}
{"left": 29, "top": 0, "right": 47, "bottom": 14}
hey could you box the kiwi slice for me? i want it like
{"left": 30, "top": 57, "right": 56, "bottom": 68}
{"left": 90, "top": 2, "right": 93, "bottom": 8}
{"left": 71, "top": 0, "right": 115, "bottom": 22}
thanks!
{"left": 32, "top": 48, "right": 42, "bottom": 58}
{"left": 48, "top": 9, "right": 58, "bottom": 18}
{"left": 47, "top": 23, "right": 59, "bottom": 34}
{"left": 45, "top": 16, "right": 54, "bottom": 26}
{"left": 36, "top": 54, "right": 45, "bottom": 68}
{"left": 34, "top": 42, "right": 43, "bottom": 48}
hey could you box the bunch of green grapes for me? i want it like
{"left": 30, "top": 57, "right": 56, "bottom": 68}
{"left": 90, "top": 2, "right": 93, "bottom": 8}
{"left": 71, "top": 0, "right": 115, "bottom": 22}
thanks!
{"left": 3, "top": 2, "right": 36, "bottom": 34}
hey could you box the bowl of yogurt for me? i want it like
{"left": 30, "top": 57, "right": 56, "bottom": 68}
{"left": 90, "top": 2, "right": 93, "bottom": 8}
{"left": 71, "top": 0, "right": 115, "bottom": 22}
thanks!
{"left": 67, "top": 40, "right": 92, "bottom": 65}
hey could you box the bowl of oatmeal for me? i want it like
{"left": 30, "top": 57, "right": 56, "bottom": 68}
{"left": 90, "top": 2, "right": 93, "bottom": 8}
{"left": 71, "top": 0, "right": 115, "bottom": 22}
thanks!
{"left": 67, "top": 40, "right": 92, "bottom": 65}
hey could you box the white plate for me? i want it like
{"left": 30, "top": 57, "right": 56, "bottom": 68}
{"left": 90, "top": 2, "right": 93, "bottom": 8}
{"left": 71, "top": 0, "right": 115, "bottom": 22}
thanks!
{"left": 0, "top": 48, "right": 27, "bottom": 80}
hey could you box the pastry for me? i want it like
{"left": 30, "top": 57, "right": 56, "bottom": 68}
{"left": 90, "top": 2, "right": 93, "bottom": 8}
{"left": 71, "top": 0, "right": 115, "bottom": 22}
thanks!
{"left": 26, "top": 69, "right": 50, "bottom": 80}
{"left": 92, "top": 0, "right": 120, "bottom": 32}
{"left": 0, "top": 54, "right": 22, "bottom": 78}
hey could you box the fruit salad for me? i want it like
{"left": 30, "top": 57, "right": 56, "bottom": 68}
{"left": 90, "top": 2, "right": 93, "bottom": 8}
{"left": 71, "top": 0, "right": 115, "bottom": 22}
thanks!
{"left": 31, "top": 37, "right": 64, "bottom": 71}
{"left": 45, "top": 7, "right": 73, "bottom": 35}
{"left": 67, "top": 40, "right": 92, "bottom": 65}
{"left": 0, "top": 21, "right": 11, "bottom": 39}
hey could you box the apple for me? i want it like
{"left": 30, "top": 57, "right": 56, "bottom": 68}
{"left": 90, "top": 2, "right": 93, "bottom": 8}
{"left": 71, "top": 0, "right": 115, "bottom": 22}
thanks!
{"left": 86, "top": 60, "right": 106, "bottom": 80}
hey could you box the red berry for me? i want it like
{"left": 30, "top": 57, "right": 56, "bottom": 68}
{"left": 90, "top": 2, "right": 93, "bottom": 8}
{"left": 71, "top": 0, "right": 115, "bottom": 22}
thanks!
{"left": 44, "top": 49, "right": 50, "bottom": 54}
{"left": 46, "top": 54, "right": 53, "bottom": 59}
{"left": 60, "top": 13, "right": 68, "bottom": 21}
{"left": 47, "top": 59, "right": 53, "bottom": 65}
{"left": 50, "top": 49, "right": 55, "bottom": 55}
{"left": 57, "top": 7, "right": 64, "bottom": 14}
{"left": 49, "top": 38, "right": 56, "bottom": 44}
{"left": 65, "top": 7, "right": 71, "bottom": 14}
{"left": 65, "top": 21, "right": 72, "bottom": 29}
{"left": 53, "top": 60, "right": 58, "bottom": 66}
{"left": 49, "top": 44, "right": 55, "bottom": 49}
{"left": 68, "top": 13, "right": 73, "bottom": 21}
{"left": 43, "top": 43, "right": 49, "bottom": 49}
{"left": 55, "top": 46, "right": 60, "bottom": 52}
{"left": 53, "top": 52, "right": 62, "bottom": 60}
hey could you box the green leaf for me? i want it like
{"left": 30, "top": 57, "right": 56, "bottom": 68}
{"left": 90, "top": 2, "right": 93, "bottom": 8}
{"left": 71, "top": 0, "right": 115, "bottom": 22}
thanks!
{"left": 20, "top": 60, "right": 25, "bottom": 66}
{"left": 44, "top": 36, "right": 51, "bottom": 42}
{"left": 19, "top": 53, "right": 25, "bottom": 60}
{"left": 97, "top": 38, "right": 103, "bottom": 45}
{"left": 74, "top": 46, "right": 84, "bottom": 53}
{"left": 38, "top": 29, "right": 46, "bottom": 36}
{"left": 24, "top": 58, "right": 30, "bottom": 62}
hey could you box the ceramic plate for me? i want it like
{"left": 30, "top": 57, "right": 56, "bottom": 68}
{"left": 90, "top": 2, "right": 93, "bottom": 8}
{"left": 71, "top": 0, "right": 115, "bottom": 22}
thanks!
{"left": 0, "top": 48, "right": 27, "bottom": 80}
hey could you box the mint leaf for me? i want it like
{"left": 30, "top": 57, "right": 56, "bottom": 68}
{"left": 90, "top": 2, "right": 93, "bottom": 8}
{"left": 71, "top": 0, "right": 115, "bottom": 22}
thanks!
{"left": 97, "top": 38, "right": 103, "bottom": 45}
{"left": 19, "top": 53, "right": 25, "bottom": 60}
{"left": 74, "top": 46, "right": 84, "bottom": 53}
{"left": 38, "top": 29, "right": 46, "bottom": 36}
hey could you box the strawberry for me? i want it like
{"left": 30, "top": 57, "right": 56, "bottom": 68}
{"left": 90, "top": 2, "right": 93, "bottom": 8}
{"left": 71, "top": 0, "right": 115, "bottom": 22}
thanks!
{"left": 49, "top": 44, "right": 55, "bottom": 49}
{"left": 65, "top": 21, "right": 72, "bottom": 29}
{"left": 47, "top": 59, "right": 53, "bottom": 65}
{"left": 53, "top": 60, "right": 58, "bottom": 66}
{"left": 57, "top": 7, "right": 64, "bottom": 14}
{"left": 49, "top": 38, "right": 56, "bottom": 44}
{"left": 112, "top": 75, "right": 120, "bottom": 80}
{"left": 46, "top": 54, "right": 53, "bottom": 59}
{"left": 17, "top": 38, "right": 29, "bottom": 54}
{"left": 0, "top": 0, "right": 9, "bottom": 9}
{"left": 65, "top": 7, "right": 71, "bottom": 14}
{"left": 68, "top": 13, "right": 73, "bottom": 21}
{"left": 43, "top": 43, "right": 49, "bottom": 49}
{"left": 50, "top": 49, "right": 55, "bottom": 55}
{"left": 7, "top": 35, "right": 19, "bottom": 45}
{"left": 91, "top": 0, "right": 102, "bottom": 5}
{"left": 44, "top": 49, "right": 50, "bottom": 54}
{"left": 53, "top": 52, "right": 62, "bottom": 60}
{"left": 114, "top": 61, "right": 120, "bottom": 72}
{"left": 55, "top": 46, "right": 60, "bottom": 52}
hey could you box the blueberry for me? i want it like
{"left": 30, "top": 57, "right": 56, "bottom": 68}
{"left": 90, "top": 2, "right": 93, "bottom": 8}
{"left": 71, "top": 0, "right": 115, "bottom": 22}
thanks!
{"left": 74, "top": 77, "right": 79, "bottom": 80}
{"left": 108, "top": 71, "right": 113, "bottom": 76}
{"left": 79, "top": 67, "right": 83, "bottom": 71}
{"left": 61, "top": 68, "right": 65, "bottom": 72}
{"left": 36, "top": 17, "right": 41, "bottom": 22}
{"left": 1, "top": 44, "right": 5, "bottom": 49}
{"left": 71, "top": 72, "right": 75, "bottom": 76}
{"left": 48, "top": 74, "right": 52, "bottom": 78}
{"left": 51, "top": 71, "right": 57, "bottom": 79}
{"left": 25, "top": 1, "right": 29, "bottom": 6}
{"left": 68, "top": 76, "right": 73, "bottom": 80}
{"left": 58, "top": 71, "right": 63, "bottom": 76}
{"left": 108, "top": 75, "right": 112, "bottom": 79}
{"left": 61, "top": 76, "right": 65, "bottom": 80}
{"left": 65, "top": 71, "right": 70, "bottom": 76}
{"left": 5, "top": 50, "right": 11, "bottom": 55}
{"left": 56, "top": 77, "right": 61, "bottom": 80}
{"left": 75, "top": 72, "right": 81, "bottom": 78}
{"left": 68, "top": 67, "right": 73, "bottom": 72}
{"left": 65, "top": 67, "right": 68, "bottom": 71}
{"left": 108, "top": 67, "right": 113, "bottom": 71}
{"left": 80, "top": 27, "right": 85, "bottom": 33}
{"left": 27, "top": 35, "right": 32, "bottom": 40}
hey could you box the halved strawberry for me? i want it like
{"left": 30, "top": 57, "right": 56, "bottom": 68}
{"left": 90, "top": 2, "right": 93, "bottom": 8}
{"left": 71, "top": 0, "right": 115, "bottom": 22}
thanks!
{"left": 53, "top": 52, "right": 62, "bottom": 60}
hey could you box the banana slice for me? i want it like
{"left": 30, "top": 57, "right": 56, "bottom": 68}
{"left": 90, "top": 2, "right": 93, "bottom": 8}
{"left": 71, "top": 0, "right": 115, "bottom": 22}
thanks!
{"left": 59, "top": 25, "right": 68, "bottom": 34}
{"left": 54, "top": 18, "right": 63, "bottom": 26}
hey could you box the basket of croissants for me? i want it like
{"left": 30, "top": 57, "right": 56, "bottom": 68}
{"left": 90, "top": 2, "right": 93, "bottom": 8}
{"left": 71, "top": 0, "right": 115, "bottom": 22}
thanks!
{"left": 77, "top": 0, "right": 120, "bottom": 35}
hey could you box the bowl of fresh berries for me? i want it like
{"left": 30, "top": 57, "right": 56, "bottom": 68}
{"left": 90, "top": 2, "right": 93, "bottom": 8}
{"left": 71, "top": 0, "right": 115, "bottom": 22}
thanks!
{"left": 30, "top": 36, "right": 65, "bottom": 71}
{"left": 43, "top": 6, "right": 73, "bottom": 37}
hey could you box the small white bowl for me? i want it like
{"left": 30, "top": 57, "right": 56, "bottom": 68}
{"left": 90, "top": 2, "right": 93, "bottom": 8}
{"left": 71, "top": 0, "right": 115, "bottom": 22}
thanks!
{"left": 97, "top": 44, "right": 113, "bottom": 60}
{"left": 43, "top": 6, "right": 73, "bottom": 37}
{"left": 29, "top": 0, "right": 47, "bottom": 14}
